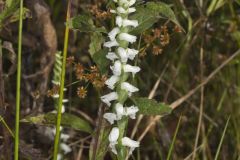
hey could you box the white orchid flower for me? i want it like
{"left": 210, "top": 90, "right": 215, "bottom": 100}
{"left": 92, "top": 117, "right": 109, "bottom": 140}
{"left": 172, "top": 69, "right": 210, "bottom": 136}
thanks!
{"left": 103, "top": 113, "right": 117, "bottom": 124}
{"left": 60, "top": 143, "right": 72, "bottom": 154}
{"left": 126, "top": 48, "right": 139, "bottom": 60}
{"left": 106, "top": 52, "right": 119, "bottom": 61}
{"left": 118, "top": 47, "right": 128, "bottom": 63}
{"left": 109, "top": 27, "right": 120, "bottom": 41}
{"left": 125, "top": 106, "right": 139, "bottom": 119}
{"left": 122, "top": 137, "right": 139, "bottom": 155}
{"left": 104, "top": 39, "right": 119, "bottom": 48}
{"left": 119, "top": 33, "right": 137, "bottom": 43}
{"left": 110, "top": 60, "right": 122, "bottom": 76}
{"left": 121, "top": 82, "right": 139, "bottom": 96}
{"left": 105, "top": 75, "right": 120, "bottom": 89}
{"left": 101, "top": 92, "right": 118, "bottom": 107}
{"left": 116, "top": 16, "right": 123, "bottom": 27}
{"left": 123, "top": 64, "right": 141, "bottom": 75}
{"left": 122, "top": 19, "right": 138, "bottom": 27}
{"left": 115, "top": 103, "right": 124, "bottom": 120}
{"left": 109, "top": 127, "right": 120, "bottom": 154}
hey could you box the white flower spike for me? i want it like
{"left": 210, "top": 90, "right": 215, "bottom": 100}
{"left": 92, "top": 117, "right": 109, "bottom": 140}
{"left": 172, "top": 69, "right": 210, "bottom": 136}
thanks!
{"left": 103, "top": 0, "right": 140, "bottom": 156}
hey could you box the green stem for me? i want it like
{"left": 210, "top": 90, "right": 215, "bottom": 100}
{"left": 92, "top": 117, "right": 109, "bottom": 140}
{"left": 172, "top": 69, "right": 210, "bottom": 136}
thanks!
{"left": 14, "top": 0, "right": 23, "bottom": 159}
{"left": 53, "top": 0, "right": 71, "bottom": 159}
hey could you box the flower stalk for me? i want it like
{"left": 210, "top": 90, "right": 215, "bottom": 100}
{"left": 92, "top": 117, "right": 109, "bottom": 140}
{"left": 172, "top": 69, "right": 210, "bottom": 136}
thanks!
{"left": 14, "top": 0, "right": 24, "bottom": 159}
{"left": 101, "top": 0, "right": 140, "bottom": 159}
{"left": 53, "top": 0, "right": 72, "bottom": 159}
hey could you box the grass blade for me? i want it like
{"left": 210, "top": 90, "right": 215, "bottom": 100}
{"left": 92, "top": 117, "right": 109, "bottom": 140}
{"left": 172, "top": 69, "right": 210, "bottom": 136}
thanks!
{"left": 166, "top": 116, "right": 182, "bottom": 160}
{"left": 214, "top": 116, "right": 231, "bottom": 160}
{"left": 0, "top": 115, "right": 14, "bottom": 137}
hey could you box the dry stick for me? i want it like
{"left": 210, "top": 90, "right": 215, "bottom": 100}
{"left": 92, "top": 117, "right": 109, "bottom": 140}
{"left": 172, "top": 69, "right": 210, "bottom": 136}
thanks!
{"left": 137, "top": 48, "right": 240, "bottom": 141}
{"left": 192, "top": 44, "right": 204, "bottom": 159}
{"left": 184, "top": 144, "right": 204, "bottom": 160}
{"left": 77, "top": 142, "right": 84, "bottom": 160}
{"left": 131, "top": 63, "right": 169, "bottom": 139}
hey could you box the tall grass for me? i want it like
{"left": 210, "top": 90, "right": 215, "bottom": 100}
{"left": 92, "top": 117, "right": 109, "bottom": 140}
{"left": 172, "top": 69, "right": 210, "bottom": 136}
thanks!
{"left": 14, "top": 0, "right": 23, "bottom": 159}
{"left": 53, "top": 0, "right": 71, "bottom": 159}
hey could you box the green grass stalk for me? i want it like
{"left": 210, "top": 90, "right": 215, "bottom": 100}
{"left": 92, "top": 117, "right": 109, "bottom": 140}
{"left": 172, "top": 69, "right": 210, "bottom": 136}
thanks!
{"left": 214, "top": 116, "right": 231, "bottom": 160}
{"left": 0, "top": 116, "right": 14, "bottom": 138}
{"left": 14, "top": 0, "right": 23, "bottom": 159}
{"left": 53, "top": 0, "right": 71, "bottom": 159}
{"left": 166, "top": 116, "right": 182, "bottom": 160}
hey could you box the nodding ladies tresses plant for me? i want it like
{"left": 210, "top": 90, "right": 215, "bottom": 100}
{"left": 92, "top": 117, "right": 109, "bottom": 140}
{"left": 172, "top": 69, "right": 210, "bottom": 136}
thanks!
{"left": 101, "top": 0, "right": 140, "bottom": 158}
{"left": 51, "top": 53, "right": 72, "bottom": 160}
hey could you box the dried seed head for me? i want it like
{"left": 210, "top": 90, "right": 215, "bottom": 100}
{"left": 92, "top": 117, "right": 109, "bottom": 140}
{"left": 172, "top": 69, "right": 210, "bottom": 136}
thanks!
{"left": 66, "top": 56, "right": 75, "bottom": 65}
{"left": 152, "top": 45, "right": 163, "bottom": 55}
{"left": 77, "top": 87, "right": 87, "bottom": 99}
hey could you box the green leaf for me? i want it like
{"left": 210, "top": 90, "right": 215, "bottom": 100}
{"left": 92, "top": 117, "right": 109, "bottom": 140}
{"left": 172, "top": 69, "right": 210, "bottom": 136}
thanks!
{"left": 131, "top": 97, "right": 172, "bottom": 116}
{"left": 67, "top": 15, "right": 107, "bottom": 33}
{"left": 130, "top": 6, "right": 158, "bottom": 35}
{"left": 130, "top": 2, "right": 183, "bottom": 34}
{"left": 21, "top": 113, "right": 92, "bottom": 133}
{"left": 92, "top": 49, "right": 109, "bottom": 74}
{"left": 8, "top": 7, "right": 31, "bottom": 23}
{"left": 89, "top": 32, "right": 105, "bottom": 56}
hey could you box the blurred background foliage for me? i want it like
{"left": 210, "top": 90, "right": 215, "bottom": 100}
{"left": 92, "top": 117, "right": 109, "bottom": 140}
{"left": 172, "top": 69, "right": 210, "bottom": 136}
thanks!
{"left": 0, "top": 0, "right": 240, "bottom": 159}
